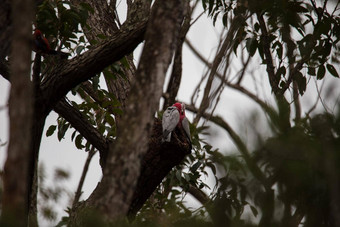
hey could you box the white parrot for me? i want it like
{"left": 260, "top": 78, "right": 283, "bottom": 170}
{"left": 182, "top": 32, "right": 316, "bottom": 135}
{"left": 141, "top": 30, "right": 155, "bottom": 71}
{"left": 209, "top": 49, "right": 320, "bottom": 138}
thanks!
{"left": 162, "top": 102, "right": 191, "bottom": 143}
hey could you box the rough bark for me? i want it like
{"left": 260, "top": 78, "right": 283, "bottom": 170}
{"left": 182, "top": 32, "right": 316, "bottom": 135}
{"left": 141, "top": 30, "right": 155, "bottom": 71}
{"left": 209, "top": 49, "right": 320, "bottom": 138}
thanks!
{"left": 71, "top": 0, "right": 150, "bottom": 120}
{"left": 163, "top": 1, "right": 191, "bottom": 109}
{"left": 0, "top": 0, "right": 11, "bottom": 60}
{"left": 84, "top": 0, "right": 184, "bottom": 220}
{"left": 128, "top": 119, "right": 191, "bottom": 218}
{"left": 1, "top": 0, "right": 34, "bottom": 225}
{"left": 40, "top": 21, "right": 147, "bottom": 115}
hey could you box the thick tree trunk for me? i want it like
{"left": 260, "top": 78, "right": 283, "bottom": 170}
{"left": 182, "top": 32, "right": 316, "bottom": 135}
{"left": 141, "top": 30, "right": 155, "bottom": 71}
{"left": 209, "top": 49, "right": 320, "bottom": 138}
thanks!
{"left": 128, "top": 119, "right": 191, "bottom": 218}
{"left": 0, "top": 0, "right": 11, "bottom": 60}
{"left": 84, "top": 0, "right": 185, "bottom": 220}
{"left": 1, "top": 0, "right": 34, "bottom": 225}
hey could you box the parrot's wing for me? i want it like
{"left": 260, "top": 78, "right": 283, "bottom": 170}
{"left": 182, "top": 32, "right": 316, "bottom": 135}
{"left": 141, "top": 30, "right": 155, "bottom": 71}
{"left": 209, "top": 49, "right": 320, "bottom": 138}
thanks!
{"left": 182, "top": 116, "right": 191, "bottom": 142}
{"left": 162, "top": 106, "right": 180, "bottom": 142}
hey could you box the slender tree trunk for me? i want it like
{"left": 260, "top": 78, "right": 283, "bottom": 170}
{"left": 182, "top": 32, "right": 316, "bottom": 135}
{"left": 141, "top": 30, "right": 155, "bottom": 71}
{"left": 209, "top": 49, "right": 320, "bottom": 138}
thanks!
{"left": 1, "top": 0, "right": 34, "bottom": 225}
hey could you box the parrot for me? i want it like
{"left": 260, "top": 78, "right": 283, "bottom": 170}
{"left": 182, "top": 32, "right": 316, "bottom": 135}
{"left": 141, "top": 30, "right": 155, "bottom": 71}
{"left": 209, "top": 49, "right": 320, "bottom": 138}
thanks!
{"left": 162, "top": 102, "right": 191, "bottom": 144}
{"left": 32, "top": 29, "right": 68, "bottom": 59}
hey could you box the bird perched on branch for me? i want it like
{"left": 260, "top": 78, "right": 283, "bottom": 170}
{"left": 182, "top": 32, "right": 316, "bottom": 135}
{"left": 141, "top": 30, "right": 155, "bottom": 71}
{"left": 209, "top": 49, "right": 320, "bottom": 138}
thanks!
{"left": 32, "top": 29, "right": 68, "bottom": 59}
{"left": 162, "top": 102, "right": 191, "bottom": 144}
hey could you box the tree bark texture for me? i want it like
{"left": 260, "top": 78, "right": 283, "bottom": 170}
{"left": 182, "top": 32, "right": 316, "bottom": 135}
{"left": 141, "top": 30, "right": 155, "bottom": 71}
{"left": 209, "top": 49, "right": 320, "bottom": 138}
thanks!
{"left": 128, "top": 119, "right": 191, "bottom": 218}
{"left": 86, "top": 0, "right": 185, "bottom": 220}
{"left": 40, "top": 21, "right": 146, "bottom": 115}
{"left": 1, "top": 0, "right": 34, "bottom": 225}
{"left": 0, "top": 0, "right": 11, "bottom": 60}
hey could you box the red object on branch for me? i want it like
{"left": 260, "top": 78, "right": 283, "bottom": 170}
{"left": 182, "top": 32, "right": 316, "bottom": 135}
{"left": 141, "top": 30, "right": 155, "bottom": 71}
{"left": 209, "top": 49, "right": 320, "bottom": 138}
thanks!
{"left": 33, "top": 29, "right": 68, "bottom": 59}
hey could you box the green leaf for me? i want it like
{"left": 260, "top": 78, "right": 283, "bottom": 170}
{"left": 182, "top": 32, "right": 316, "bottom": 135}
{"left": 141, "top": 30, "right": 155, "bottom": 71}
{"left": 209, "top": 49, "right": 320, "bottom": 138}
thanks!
{"left": 120, "top": 57, "right": 129, "bottom": 68}
{"left": 97, "top": 34, "right": 107, "bottom": 39}
{"left": 57, "top": 121, "right": 69, "bottom": 141}
{"left": 71, "top": 131, "right": 77, "bottom": 141}
{"left": 176, "top": 170, "right": 182, "bottom": 181}
{"left": 246, "top": 38, "right": 257, "bottom": 56}
{"left": 250, "top": 205, "right": 258, "bottom": 217}
{"left": 46, "top": 125, "right": 57, "bottom": 137}
{"left": 208, "top": 0, "right": 214, "bottom": 15}
{"left": 295, "top": 72, "right": 307, "bottom": 95}
{"left": 80, "top": 2, "right": 94, "bottom": 13}
{"left": 183, "top": 173, "right": 190, "bottom": 182}
{"left": 92, "top": 76, "right": 100, "bottom": 91}
{"left": 317, "top": 65, "right": 326, "bottom": 80}
{"left": 190, "top": 161, "right": 202, "bottom": 173}
{"left": 308, "top": 66, "right": 316, "bottom": 76}
{"left": 76, "top": 45, "right": 85, "bottom": 55}
{"left": 207, "top": 162, "right": 216, "bottom": 175}
{"left": 326, "top": 64, "right": 339, "bottom": 78}
{"left": 75, "top": 134, "right": 83, "bottom": 149}
{"left": 276, "top": 66, "right": 286, "bottom": 77}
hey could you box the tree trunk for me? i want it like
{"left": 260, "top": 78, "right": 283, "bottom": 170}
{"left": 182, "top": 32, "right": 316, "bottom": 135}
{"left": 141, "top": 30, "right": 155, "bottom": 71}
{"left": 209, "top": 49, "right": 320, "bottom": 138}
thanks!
{"left": 1, "top": 0, "right": 34, "bottom": 225}
{"left": 84, "top": 0, "right": 185, "bottom": 220}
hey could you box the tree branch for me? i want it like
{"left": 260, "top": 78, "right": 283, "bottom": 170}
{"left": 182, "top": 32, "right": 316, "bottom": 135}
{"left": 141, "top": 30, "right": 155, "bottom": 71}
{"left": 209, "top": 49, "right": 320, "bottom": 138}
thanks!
{"left": 53, "top": 98, "right": 110, "bottom": 166}
{"left": 185, "top": 36, "right": 272, "bottom": 113}
{"left": 256, "top": 13, "right": 279, "bottom": 95}
{"left": 185, "top": 104, "right": 269, "bottom": 189}
{"left": 163, "top": 1, "right": 193, "bottom": 109}
{"left": 72, "top": 148, "right": 97, "bottom": 211}
{"left": 193, "top": 15, "right": 243, "bottom": 124}
{"left": 128, "top": 119, "right": 191, "bottom": 218}
{"left": 187, "top": 185, "right": 209, "bottom": 205}
{"left": 40, "top": 20, "right": 147, "bottom": 115}
{"left": 84, "top": 0, "right": 185, "bottom": 220}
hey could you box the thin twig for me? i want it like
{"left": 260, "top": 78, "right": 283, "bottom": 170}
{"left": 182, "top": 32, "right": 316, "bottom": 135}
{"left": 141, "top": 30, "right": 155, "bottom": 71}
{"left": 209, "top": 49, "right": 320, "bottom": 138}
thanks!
{"left": 185, "top": 37, "right": 271, "bottom": 112}
{"left": 72, "top": 148, "right": 97, "bottom": 210}
{"left": 256, "top": 13, "right": 278, "bottom": 95}
{"left": 193, "top": 15, "right": 242, "bottom": 124}
{"left": 185, "top": 103, "right": 270, "bottom": 189}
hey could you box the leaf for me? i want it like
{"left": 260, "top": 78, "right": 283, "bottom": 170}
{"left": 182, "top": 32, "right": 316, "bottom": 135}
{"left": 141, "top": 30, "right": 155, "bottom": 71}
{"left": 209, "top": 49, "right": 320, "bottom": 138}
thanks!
{"left": 317, "top": 65, "right": 326, "bottom": 80}
{"left": 276, "top": 66, "right": 286, "bottom": 77}
{"left": 308, "top": 66, "right": 316, "bottom": 76}
{"left": 176, "top": 170, "right": 182, "bottom": 181}
{"left": 254, "top": 22, "right": 260, "bottom": 32}
{"left": 97, "top": 33, "right": 107, "bottom": 39}
{"left": 71, "top": 131, "right": 77, "bottom": 141}
{"left": 250, "top": 205, "right": 258, "bottom": 217}
{"left": 246, "top": 38, "right": 257, "bottom": 56}
{"left": 295, "top": 72, "right": 307, "bottom": 95}
{"left": 75, "top": 134, "right": 83, "bottom": 149}
{"left": 80, "top": 2, "right": 94, "bottom": 13}
{"left": 120, "top": 57, "right": 129, "bottom": 68}
{"left": 208, "top": 0, "right": 214, "bottom": 15}
{"left": 183, "top": 173, "right": 190, "bottom": 182}
{"left": 207, "top": 162, "right": 217, "bottom": 175}
{"left": 190, "top": 161, "right": 202, "bottom": 173}
{"left": 57, "top": 121, "right": 69, "bottom": 141}
{"left": 92, "top": 76, "right": 100, "bottom": 91}
{"left": 326, "top": 64, "right": 339, "bottom": 78}
{"left": 76, "top": 45, "right": 85, "bottom": 55}
{"left": 46, "top": 125, "right": 57, "bottom": 137}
